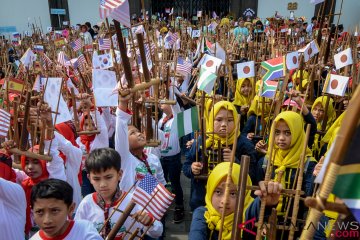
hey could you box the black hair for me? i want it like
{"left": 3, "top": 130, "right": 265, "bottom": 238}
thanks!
{"left": 93, "top": 25, "right": 99, "bottom": 30}
{"left": 85, "top": 148, "right": 121, "bottom": 173}
{"left": 311, "top": 16, "right": 317, "bottom": 22}
{"left": 85, "top": 22, "right": 91, "bottom": 28}
{"left": 31, "top": 179, "right": 73, "bottom": 208}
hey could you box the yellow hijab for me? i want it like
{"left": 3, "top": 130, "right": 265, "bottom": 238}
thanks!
{"left": 247, "top": 96, "right": 271, "bottom": 118}
{"left": 311, "top": 96, "right": 336, "bottom": 132}
{"left": 321, "top": 111, "right": 345, "bottom": 152}
{"left": 232, "top": 78, "right": 254, "bottom": 107}
{"left": 206, "top": 101, "right": 239, "bottom": 149}
{"left": 204, "top": 162, "right": 253, "bottom": 240}
{"left": 293, "top": 70, "right": 309, "bottom": 91}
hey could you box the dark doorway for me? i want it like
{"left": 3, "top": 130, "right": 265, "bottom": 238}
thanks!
{"left": 48, "top": 0, "right": 70, "bottom": 30}
{"left": 314, "top": 0, "right": 336, "bottom": 24}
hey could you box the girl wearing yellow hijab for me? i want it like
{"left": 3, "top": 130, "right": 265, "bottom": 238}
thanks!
{"left": 293, "top": 70, "right": 309, "bottom": 91}
{"left": 183, "top": 101, "right": 257, "bottom": 211}
{"left": 311, "top": 96, "right": 336, "bottom": 159}
{"left": 265, "top": 111, "right": 316, "bottom": 218}
{"left": 233, "top": 78, "right": 254, "bottom": 129}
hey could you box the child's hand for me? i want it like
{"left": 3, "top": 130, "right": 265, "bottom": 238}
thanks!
{"left": 240, "top": 105, "right": 249, "bottom": 115}
{"left": 1, "top": 140, "right": 16, "bottom": 153}
{"left": 247, "top": 132, "right": 254, "bottom": 141}
{"left": 255, "top": 181, "right": 282, "bottom": 206}
{"left": 191, "top": 162, "right": 203, "bottom": 175}
{"left": 133, "top": 210, "right": 153, "bottom": 226}
{"left": 255, "top": 140, "right": 267, "bottom": 155}
{"left": 222, "top": 148, "right": 232, "bottom": 162}
{"left": 186, "top": 139, "right": 194, "bottom": 149}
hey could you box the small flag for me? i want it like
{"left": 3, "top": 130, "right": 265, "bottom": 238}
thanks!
{"left": 323, "top": 74, "right": 349, "bottom": 97}
{"left": 197, "top": 11, "right": 202, "bottom": 17}
{"left": 20, "top": 48, "right": 37, "bottom": 67}
{"left": 173, "top": 107, "right": 199, "bottom": 138}
{"left": 98, "top": 38, "right": 111, "bottom": 50}
{"left": 197, "top": 67, "right": 217, "bottom": 94}
{"left": 132, "top": 174, "right": 175, "bottom": 221}
{"left": 176, "top": 57, "right": 192, "bottom": 76}
{"left": 7, "top": 78, "right": 24, "bottom": 94}
{"left": 261, "top": 56, "right": 285, "bottom": 81}
{"left": 57, "top": 51, "right": 70, "bottom": 66}
{"left": 70, "top": 38, "right": 83, "bottom": 52}
{"left": 93, "top": 52, "right": 113, "bottom": 70}
{"left": 236, "top": 61, "right": 255, "bottom": 79}
{"left": 54, "top": 38, "right": 66, "bottom": 47}
{"left": 33, "top": 45, "right": 44, "bottom": 53}
{"left": 192, "top": 30, "right": 201, "bottom": 38}
{"left": 99, "top": 0, "right": 131, "bottom": 28}
{"left": 198, "top": 54, "right": 222, "bottom": 74}
{"left": 334, "top": 48, "right": 353, "bottom": 70}
{"left": 286, "top": 51, "right": 299, "bottom": 70}
{"left": 77, "top": 54, "right": 87, "bottom": 71}
{"left": 40, "top": 53, "right": 53, "bottom": 69}
{"left": 261, "top": 80, "right": 278, "bottom": 98}
{"left": 84, "top": 44, "right": 94, "bottom": 53}
{"left": 0, "top": 109, "right": 11, "bottom": 137}
{"left": 12, "top": 32, "right": 20, "bottom": 38}
{"left": 298, "top": 40, "right": 319, "bottom": 62}
{"left": 165, "top": 8, "right": 171, "bottom": 13}
{"left": 333, "top": 125, "right": 360, "bottom": 222}
{"left": 212, "top": 11, "right": 218, "bottom": 19}
{"left": 169, "top": 7, "right": 174, "bottom": 16}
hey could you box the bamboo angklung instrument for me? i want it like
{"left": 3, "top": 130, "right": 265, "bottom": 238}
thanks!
{"left": 300, "top": 85, "right": 360, "bottom": 239}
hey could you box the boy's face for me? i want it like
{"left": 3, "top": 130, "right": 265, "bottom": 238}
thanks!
{"left": 89, "top": 168, "right": 122, "bottom": 202}
{"left": 128, "top": 126, "right": 146, "bottom": 150}
{"left": 24, "top": 158, "right": 43, "bottom": 179}
{"left": 275, "top": 120, "right": 292, "bottom": 150}
{"left": 33, "top": 198, "right": 75, "bottom": 238}
{"left": 214, "top": 109, "right": 235, "bottom": 138}
{"left": 211, "top": 179, "right": 237, "bottom": 216}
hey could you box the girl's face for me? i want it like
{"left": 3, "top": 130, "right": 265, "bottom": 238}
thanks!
{"left": 83, "top": 118, "right": 95, "bottom": 131}
{"left": 214, "top": 108, "right": 235, "bottom": 138}
{"left": 275, "top": 120, "right": 292, "bottom": 150}
{"left": 24, "top": 158, "right": 43, "bottom": 179}
{"left": 240, "top": 79, "right": 252, "bottom": 97}
{"left": 312, "top": 103, "right": 325, "bottom": 122}
{"left": 211, "top": 178, "right": 237, "bottom": 216}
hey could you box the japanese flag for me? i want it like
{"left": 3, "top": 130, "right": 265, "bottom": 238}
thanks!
{"left": 298, "top": 40, "right": 319, "bottom": 62}
{"left": 236, "top": 61, "right": 255, "bottom": 78}
{"left": 334, "top": 48, "right": 353, "bottom": 70}
{"left": 286, "top": 51, "right": 299, "bottom": 70}
{"left": 324, "top": 74, "right": 349, "bottom": 97}
{"left": 198, "top": 54, "right": 222, "bottom": 74}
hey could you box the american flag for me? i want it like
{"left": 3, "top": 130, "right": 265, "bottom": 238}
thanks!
{"left": 164, "top": 32, "right": 178, "bottom": 49}
{"left": 70, "top": 38, "right": 83, "bottom": 52}
{"left": 98, "top": 38, "right": 111, "bottom": 50}
{"left": 76, "top": 54, "right": 87, "bottom": 72}
{"left": 99, "top": 0, "right": 131, "bottom": 28}
{"left": 84, "top": 44, "right": 93, "bottom": 53}
{"left": 176, "top": 57, "right": 192, "bottom": 75}
{"left": 57, "top": 51, "right": 70, "bottom": 66}
{"left": 40, "top": 53, "right": 53, "bottom": 69}
{"left": 132, "top": 174, "right": 175, "bottom": 220}
{"left": 0, "top": 109, "right": 11, "bottom": 137}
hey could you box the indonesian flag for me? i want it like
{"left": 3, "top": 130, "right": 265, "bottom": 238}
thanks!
{"left": 198, "top": 54, "right": 222, "bottom": 74}
{"left": 323, "top": 74, "right": 349, "bottom": 97}
{"left": 236, "top": 61, "right": 255, "bottom": 78}
{"left": 286, "top": 51, "right": 299, "bottom": 70}
{"left": 298, "top": 40, "right": 319, "bottom": 62}
{"left": 334, "top": 48, "right": 353, "bottom": 70}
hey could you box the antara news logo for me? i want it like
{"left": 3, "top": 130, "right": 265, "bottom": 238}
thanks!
{"left": 238, "top": 218, "right": 360, "bottom": 238}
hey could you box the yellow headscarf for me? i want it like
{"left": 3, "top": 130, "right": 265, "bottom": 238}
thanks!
{"left": 220, "top": 18, "right": 230, "bottom": 27}
{"left": 232, "top": 78, "right": 254, "bottom": 107}
{"left": 293, "top": 70, "right": 309, "bottom": 91}
{"left": 247, "top": 96, "right": 271, "bottom": 118}
{"left": 311, "top": 96, "right": 336, "bottom": 132}
{"left": 206, "top": 101, "right": 239, "bottom": 149}
{"left": 204, "top": 162, "right": 253, "bottom": 240}
{"left": 321, "top": 111, "right": 345, "bottom": 151}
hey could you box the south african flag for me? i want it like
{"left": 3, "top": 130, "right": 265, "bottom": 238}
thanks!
{"left": 261, "top": 80, "right": 278, "bottom": 98}
{"left": 261, "top": 56, "right": 286, "bottom": 81}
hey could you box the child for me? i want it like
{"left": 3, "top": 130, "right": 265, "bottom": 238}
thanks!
{"left": 0, "top": 150, "right": 26, "bottom": 240}
{"left": 75, "top": 148, "right": 163, "bottom": 239}
{"left": 115, "top": 92, "right": 166, "bottom": 192}
{"left": 30, "top": 179, "right": 102, "bottom": 239}
{"left": 232, "top": 77, "right": 254, "bottom": 129}
{"left": 189, "top": 162, "right": 282, "bottom": 239}
{"left": 183, "top": 101, "right": 257, "bottom": 211}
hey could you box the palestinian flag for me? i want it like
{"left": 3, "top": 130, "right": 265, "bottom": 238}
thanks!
{"left": 197, "top": 67, "right": 217, "bottom": 94}
{"left": 333, "top": 125, "right": 360, "bottom": 222}
{"left": 261, "top": 56, "right": 285, "bottom": 81}
{"left": 261, "top": 80, "right": 278, "bottom": 98}
{"left": 173, "top": 106, "right": 200, "bottom": 138}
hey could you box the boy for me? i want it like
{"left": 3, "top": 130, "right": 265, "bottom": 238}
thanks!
{"left": 115, "top": 92, "right": 166, "bottom": 192}
{"left": 75, "top": 148, "right": 163, "bottom": 239}
{"left": 30, "top": 179, "right": 102, "bottom": 240}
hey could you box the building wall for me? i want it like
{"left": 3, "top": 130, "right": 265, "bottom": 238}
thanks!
{"left": 0, "top": 0, "right": 51, "bottom": 36}
{"left": 67, "top": 0, "right": 101, "bottom": 27}
{"left": 334, "top": 0, "right": 360, "bottom": 31}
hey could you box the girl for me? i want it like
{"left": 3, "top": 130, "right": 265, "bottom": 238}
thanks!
{"left": 292, "top": 70, "right": 309, "bottom": 91}
{"left": 183, "top": 101, "right": 257, "bottom": 211}
{"left": 189, "top": 162, "right": 282, "bottom": 240}
{"left": 232, "top": 77, "right": 254, "bottom": 130}
{"left": 311, "top": 96, "right": 336, "bottom": 159}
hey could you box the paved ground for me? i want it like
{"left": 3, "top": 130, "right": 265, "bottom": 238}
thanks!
{"left": 163, "top": 172, "right": 192, "bottom": 240}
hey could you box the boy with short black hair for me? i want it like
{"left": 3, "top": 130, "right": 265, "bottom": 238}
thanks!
{"left": 30, "top": 178, "right": 102, "bottom": 240}
{"left": 75, "top": 148, "right": 163, "bottom": 239}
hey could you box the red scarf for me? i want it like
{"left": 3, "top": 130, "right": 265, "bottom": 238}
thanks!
{"left": 0, "top": 152, "right": 16, "bottom": 182}
{"left": 79, "top": 113, "right": 95, "bottom": 153}
{"left": 21, "top": 147, "right": 49, "bottom": 234}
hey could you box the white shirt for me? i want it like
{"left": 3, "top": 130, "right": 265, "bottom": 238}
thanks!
{"left": 0, "top": 178, "right": 26, "bottom": 240}
{"left": 30, "top": 219, "right": 102, "bottom": 240}
{"left": 75, "top": 192, "right": 163, "bottom": 239}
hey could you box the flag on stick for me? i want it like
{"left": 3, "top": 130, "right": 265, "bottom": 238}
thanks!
{"left": 236, "top": 61, "right": 255, "bottom": 78}
{"left": 334, "top": 48, "right": 353, "bottom": 70}
{"left": 261, "top": 80, "right": 278, "bottom": 98}
{"left": 173, "top": 107, "right": 199, "bottom": 138}
{"left": 70, "top": 38, "right": 83, "bottom": 52}
{"left": 0, "top": 109, "right": 11, "bottom": 137}
{"left": 286, "top": 51, "right": 299, "bottom": 70}
{"left": 323, "top": 74, "right": 349, "bottom": 97}
{"left": 99, "top": 0, "right": 131, "bottom": 28}
{"left": 98, "top": 38, "right": 111, "bottom": 50}
{"left": 261, "top": 56, "right": 285, "bottom": 81}
{"left": 197, "top": 67, "right": 217, "bottom": 94}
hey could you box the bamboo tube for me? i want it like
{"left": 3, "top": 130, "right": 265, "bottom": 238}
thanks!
{"left": 218, "top": 116, "right": 241, "bottom": 240}
{"left": 288, "top": 124, "right": 311, "bottom": 240}
{"left": 300, "top": 85, "right": 360, "bottom": 239}
{"left": 136, "top": 33, "right": 151, "bottom": 82}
